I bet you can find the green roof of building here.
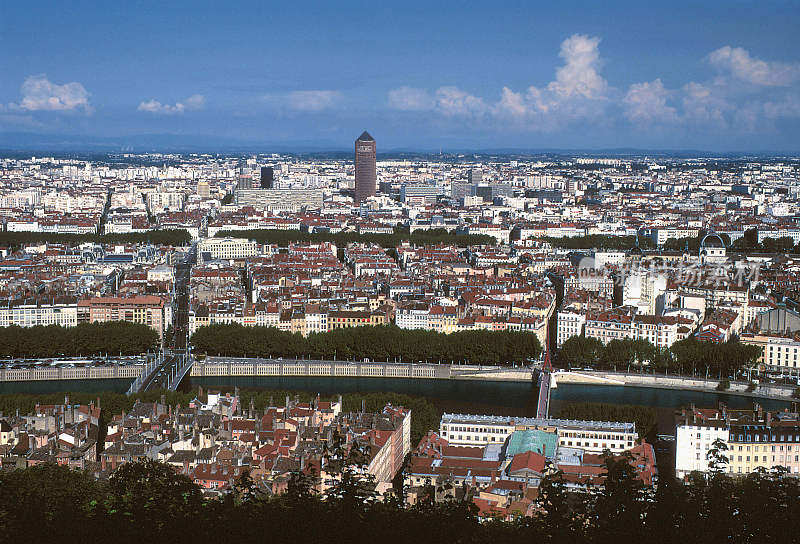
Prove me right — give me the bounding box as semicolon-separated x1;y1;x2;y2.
506;429;558;459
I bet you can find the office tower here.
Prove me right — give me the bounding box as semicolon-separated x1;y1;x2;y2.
401;184;443;206
451;181;474;202
354;131;376;204
475;185;493;202
260;166;274;189
468;168;482;183
197;180;210;199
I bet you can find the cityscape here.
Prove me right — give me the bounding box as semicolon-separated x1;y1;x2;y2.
2;1;800;543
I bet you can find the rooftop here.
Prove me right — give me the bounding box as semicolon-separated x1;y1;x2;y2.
441;412;636;433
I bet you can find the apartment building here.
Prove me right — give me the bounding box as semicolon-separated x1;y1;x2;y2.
557;308;586;347
728;415;800;475
78;296;171;338
741;332;800;375
585;310;691;348
0;299;79;328
327;309;387;330
675;408;730;478
648;226;700;246
675;405;800;478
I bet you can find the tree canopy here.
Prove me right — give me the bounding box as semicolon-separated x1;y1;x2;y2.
190;324;542;366
0;322;159;358
556;335;761;377
215;227;495;248
0;229;191;248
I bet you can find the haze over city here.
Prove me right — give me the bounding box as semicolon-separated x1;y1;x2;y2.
2;1;800;151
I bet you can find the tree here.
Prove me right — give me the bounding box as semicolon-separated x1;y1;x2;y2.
0;463;105;541
323;432;377;511
536;461;584;542
232;469;263;505
104;459;204;541
706;438;729;474
556;336;604;369
590;452;651;542
190;323;541;366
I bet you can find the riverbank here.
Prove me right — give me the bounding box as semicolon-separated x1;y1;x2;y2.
555;370;798;402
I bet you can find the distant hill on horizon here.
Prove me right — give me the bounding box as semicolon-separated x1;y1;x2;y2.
0;131;797;158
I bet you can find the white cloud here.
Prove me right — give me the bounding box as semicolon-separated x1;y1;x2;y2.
182;94;206;109
387;85;486;116
680;82;729;126
286;90;341;112
435;86;487;116
708;46;800;86
137;94;206;114
387;86;434;111
492;34;610;129
496;87;529;117
387;34;609;127
623;79;678;124
547;34;608;99
15;74;91;112
763;95;800;119
385;36;800;135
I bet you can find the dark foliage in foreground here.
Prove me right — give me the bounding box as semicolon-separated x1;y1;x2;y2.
2;455;800;544
191;324;543;366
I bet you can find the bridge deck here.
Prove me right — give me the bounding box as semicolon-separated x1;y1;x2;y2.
536;369;551;419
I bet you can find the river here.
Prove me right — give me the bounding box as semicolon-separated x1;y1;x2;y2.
1;376;789;418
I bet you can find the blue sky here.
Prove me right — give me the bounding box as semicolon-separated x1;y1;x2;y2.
1;0;800;151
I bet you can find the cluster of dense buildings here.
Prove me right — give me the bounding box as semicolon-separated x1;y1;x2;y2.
0;390;662;519
0;390;410;498
0;396;101;469
0;242;176;338
403;412;655;518
2;149;800;376
187;237;557;346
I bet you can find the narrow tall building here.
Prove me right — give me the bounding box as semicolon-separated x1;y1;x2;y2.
260;166;274;189
354;131;376;204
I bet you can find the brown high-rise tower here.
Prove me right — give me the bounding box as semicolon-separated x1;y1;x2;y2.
354;131;376;204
